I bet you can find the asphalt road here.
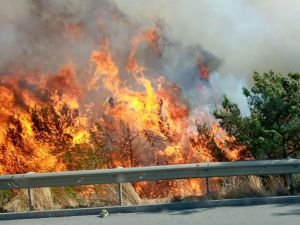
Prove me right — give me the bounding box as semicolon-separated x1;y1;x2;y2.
2;204;300;225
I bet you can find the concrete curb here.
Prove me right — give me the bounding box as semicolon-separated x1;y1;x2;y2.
1;196;300;220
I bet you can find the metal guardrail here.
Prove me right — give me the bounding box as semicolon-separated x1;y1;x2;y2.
1;159;300;210
1;159;300;189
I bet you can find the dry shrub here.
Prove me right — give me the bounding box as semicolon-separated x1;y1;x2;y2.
171;176;267;202
78;183;141;207
121;183;141;205
50;187;79;209
4;190;28;212
5;188;55;212
220;176;267;199
220;175;288;199
0;190;13;212
4;183;141;212
264;175;289;196
32;188;55;209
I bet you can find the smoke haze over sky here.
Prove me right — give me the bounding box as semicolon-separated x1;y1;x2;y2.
1;0;299;115
114;0;300;75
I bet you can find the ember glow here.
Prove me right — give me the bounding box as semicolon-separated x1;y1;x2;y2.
0;0;249;198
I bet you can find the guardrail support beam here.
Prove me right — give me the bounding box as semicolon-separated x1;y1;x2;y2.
27;188;34;211
205;177;210;200
289;174;296;195
118;183;123;206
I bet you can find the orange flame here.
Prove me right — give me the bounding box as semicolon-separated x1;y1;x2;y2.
0;25;248;199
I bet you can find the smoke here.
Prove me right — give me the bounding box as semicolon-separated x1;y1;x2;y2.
0;0;132;73
112;0;300;114
113;0;300;74
1;0;299;115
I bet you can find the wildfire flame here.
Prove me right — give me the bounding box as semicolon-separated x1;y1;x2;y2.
0;14;248;198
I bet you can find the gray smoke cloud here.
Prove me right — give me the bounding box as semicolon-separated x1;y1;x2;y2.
0;0;131;73
114;0;300;74
113;0;300;115
1;0;299;116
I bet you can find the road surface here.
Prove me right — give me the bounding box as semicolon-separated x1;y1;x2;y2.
2;204;300;225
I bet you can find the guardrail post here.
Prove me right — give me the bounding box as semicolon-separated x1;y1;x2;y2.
205;177;210;200
289;174;296;195
26;172;35;211
118;183;123;206
27;188;34;211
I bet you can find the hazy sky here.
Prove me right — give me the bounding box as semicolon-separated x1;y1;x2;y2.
113;0;300;75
